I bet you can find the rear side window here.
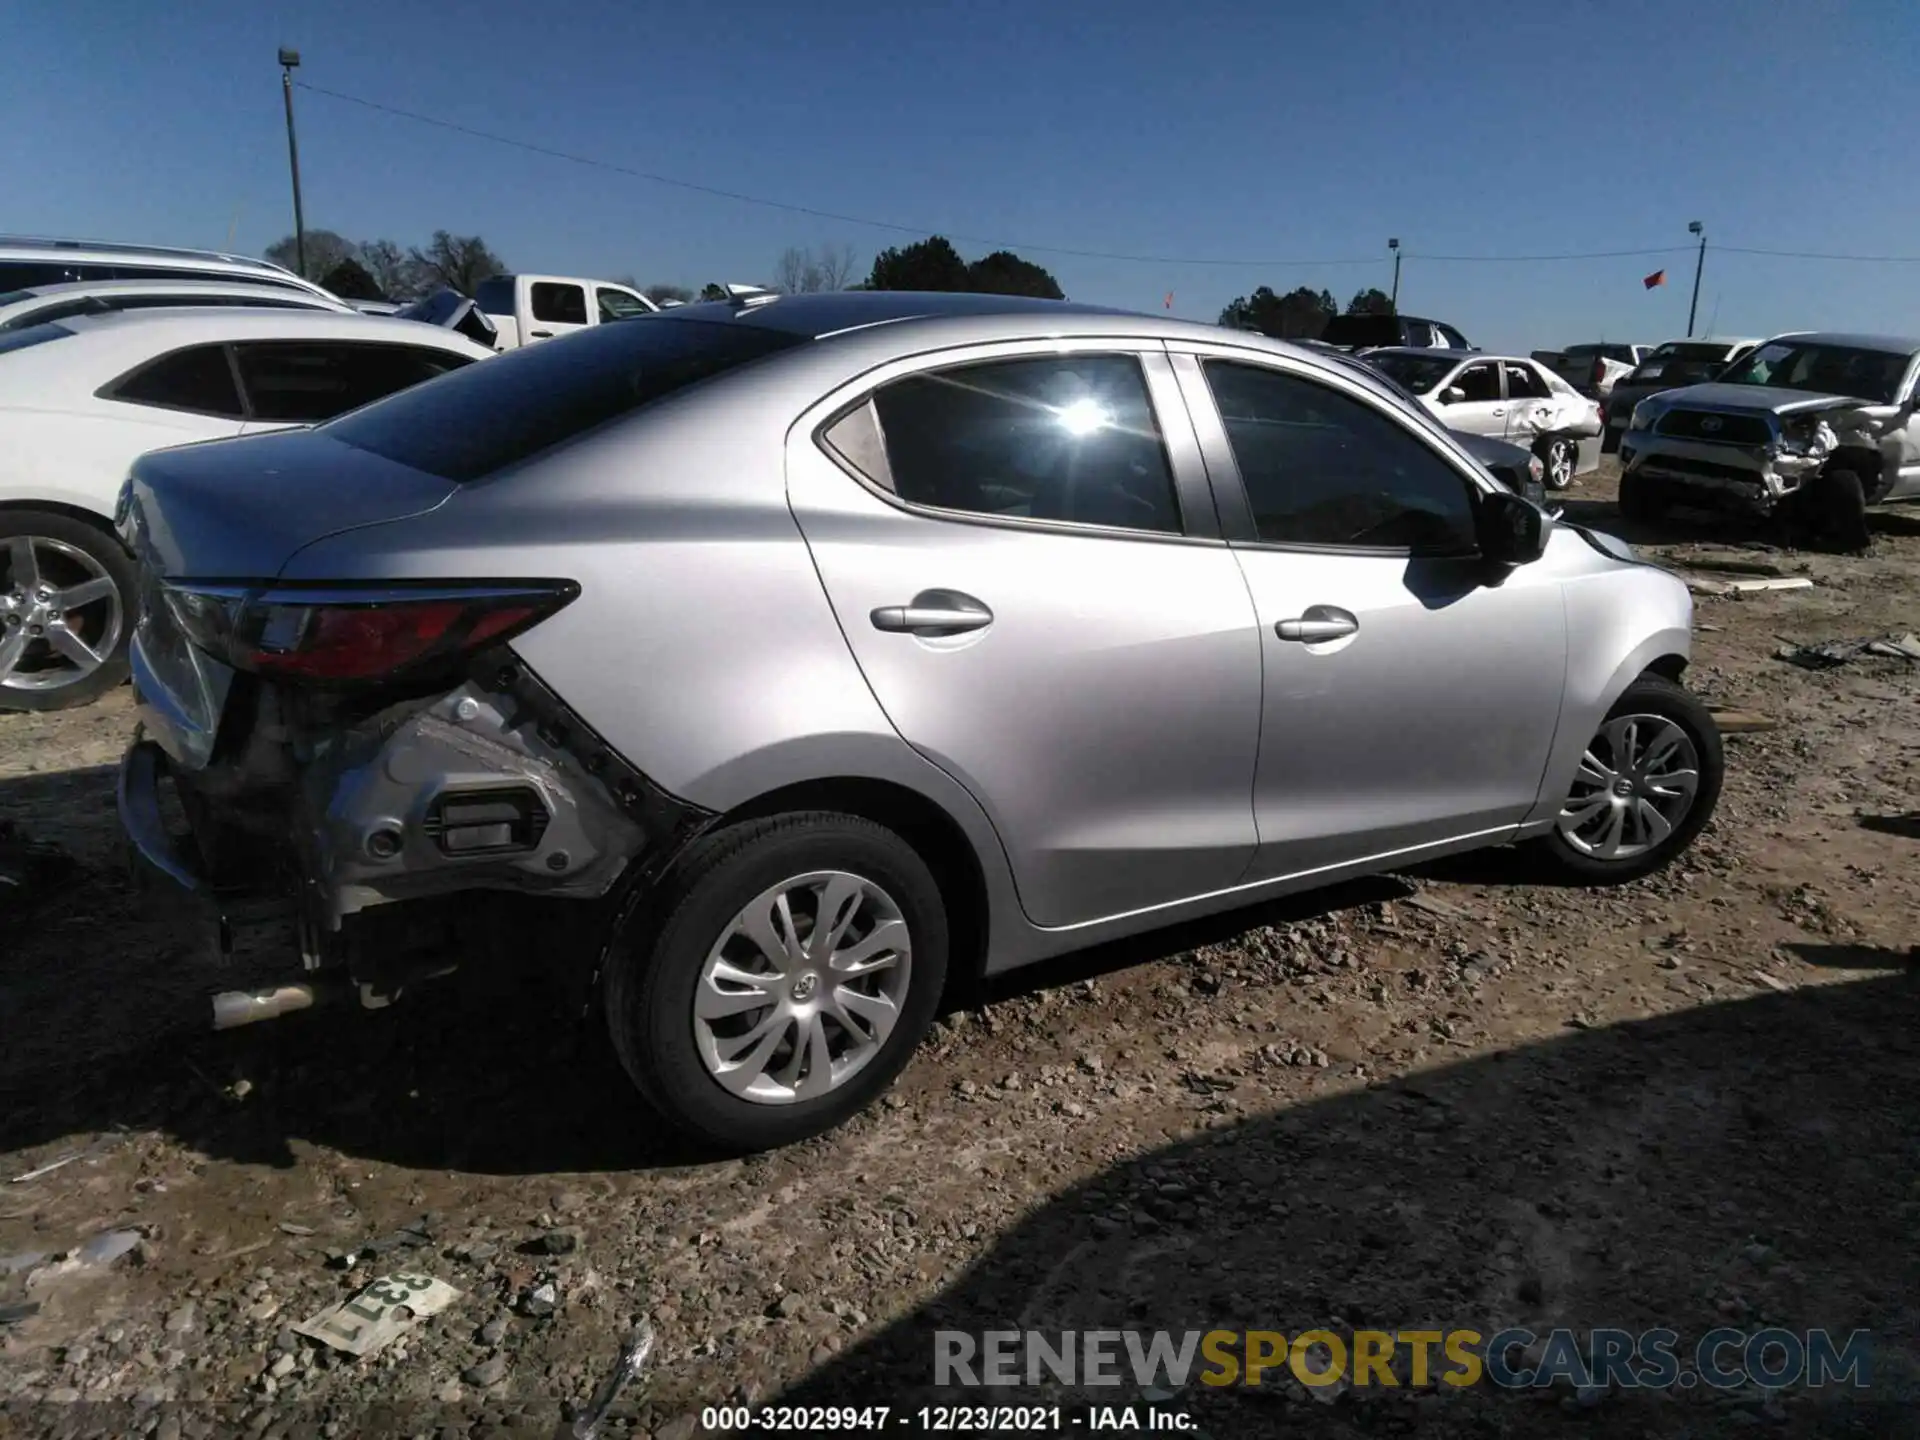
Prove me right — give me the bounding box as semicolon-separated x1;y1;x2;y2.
110;344;245;418
531;283;587;325
233;342;473;423
325;316;805;481
857;355;1182;534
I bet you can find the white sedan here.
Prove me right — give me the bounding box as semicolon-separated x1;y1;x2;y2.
0;308;494;711
0;277;354;333
1362;348;1604;491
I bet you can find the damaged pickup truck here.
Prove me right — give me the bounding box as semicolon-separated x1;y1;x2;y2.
1617;331;1920;551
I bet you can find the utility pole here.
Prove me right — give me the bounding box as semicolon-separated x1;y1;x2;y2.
1686;220;1705;338
279;48;307;278
1387;237;1401;312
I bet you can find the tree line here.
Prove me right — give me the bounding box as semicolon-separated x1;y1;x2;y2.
265;229;1390;339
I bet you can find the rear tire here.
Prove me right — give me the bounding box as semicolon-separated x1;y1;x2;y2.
604;811;948;1154
1536;674;1723;885
1616;467;1663;524
0;509;137;713
1537;436;1578;491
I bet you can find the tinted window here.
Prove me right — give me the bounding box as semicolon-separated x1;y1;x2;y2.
475;278;515;316
110;344;244;418
1437;324;1470;349
1204;361;1477;552
865;355;1181;534
596;288;651;321
0;323;76;358
1322;315;1406;349
326;316;804;482
531;283;588;326
234;342;472;423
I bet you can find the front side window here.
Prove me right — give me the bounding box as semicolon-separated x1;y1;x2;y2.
1203;360;1477;553
234;342;472;423
1452;362;1500;403
858;354;1182;535
596;288;652;321
109;344;244;418
531;283;588;326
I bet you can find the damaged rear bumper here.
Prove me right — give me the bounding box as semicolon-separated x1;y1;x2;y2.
123;653;716;971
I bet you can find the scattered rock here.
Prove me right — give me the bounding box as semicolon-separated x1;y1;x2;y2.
521;1282;558;1318
477;1313;509;1346
463;1354;508;1388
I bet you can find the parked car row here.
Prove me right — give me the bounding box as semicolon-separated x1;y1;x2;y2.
103;288;1724;1153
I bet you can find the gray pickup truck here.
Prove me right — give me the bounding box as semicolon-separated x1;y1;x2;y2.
1616;331;1920;550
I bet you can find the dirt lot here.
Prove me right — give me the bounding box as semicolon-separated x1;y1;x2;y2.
2;463;1918;1438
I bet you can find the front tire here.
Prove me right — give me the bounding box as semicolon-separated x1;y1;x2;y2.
604;812;948;1153
1536;674;1723;885
1791;464;1871;554
0;510;136;713
1616;466;1663;524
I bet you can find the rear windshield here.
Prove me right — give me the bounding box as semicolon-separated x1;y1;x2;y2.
325;316;806;482
1321;315;1405;348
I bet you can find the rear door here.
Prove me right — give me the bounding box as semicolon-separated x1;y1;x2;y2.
786;340;1263;929
233;341;475;433
521;279;589;344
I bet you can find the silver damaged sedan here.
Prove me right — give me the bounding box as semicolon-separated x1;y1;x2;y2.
117;292;1724;1152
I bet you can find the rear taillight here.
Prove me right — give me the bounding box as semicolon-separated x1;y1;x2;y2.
162;581;578;686
1598;402;1609;427
1591;357;1607;386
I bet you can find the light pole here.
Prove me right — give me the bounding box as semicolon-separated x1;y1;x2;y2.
1388;237;1401;312
279;48;307;278
1686;220;1705;338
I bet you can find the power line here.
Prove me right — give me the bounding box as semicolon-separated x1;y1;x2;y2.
294;82;1920;272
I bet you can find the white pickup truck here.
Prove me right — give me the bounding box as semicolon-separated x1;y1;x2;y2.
468;274;659;350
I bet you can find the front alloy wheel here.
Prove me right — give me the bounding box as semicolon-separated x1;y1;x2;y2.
1537;674;1723;884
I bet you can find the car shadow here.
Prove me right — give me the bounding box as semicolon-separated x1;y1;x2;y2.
1784;941;1917;972
0;764;1444;1178
1555;497;1783;551
760;974;1920;1434
1858;814;1920;841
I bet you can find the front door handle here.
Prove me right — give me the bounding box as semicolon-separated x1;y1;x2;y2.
1491;407;1507;417
871;590;993;637
1276;610;1359;643
530;329;554;338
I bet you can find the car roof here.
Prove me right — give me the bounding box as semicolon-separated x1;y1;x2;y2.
1365;346;1522;363
0;277;342;304
0;234;298;275
46;306;484;348
656;290;1138;339
1758;331;1920;354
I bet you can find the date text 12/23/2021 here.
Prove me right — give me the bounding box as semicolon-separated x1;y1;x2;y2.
700;1405;1200;1432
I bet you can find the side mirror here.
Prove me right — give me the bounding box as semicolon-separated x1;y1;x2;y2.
1441;385;1466;404
1476;488;1549;567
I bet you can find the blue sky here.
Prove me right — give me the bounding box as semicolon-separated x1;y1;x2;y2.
7;0;1917;352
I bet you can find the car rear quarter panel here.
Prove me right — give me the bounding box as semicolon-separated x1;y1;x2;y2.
1520;536;1693;827
274;374;1028;943
0;406;222;518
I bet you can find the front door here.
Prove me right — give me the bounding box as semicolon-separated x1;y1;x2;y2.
1434;358;1507;436
1174;349;1568;882
522;279;589;344
787;343;1262;928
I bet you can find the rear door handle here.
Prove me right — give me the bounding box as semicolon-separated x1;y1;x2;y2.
871;591;993;637
1491;408;1507;417
1276;610;1359;643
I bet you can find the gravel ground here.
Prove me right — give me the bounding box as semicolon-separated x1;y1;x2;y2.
2;463;1918;1438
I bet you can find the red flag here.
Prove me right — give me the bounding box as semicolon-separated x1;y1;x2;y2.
1164;291;1174;309
1643;269;1667;289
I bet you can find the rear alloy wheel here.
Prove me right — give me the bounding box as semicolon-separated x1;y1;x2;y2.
1537;674;1723;884
605;812;948;1153
1538;436;1578;490
0;511;137;713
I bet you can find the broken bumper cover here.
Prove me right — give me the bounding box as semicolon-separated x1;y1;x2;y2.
1618;435;1823;510
118;737;209;893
